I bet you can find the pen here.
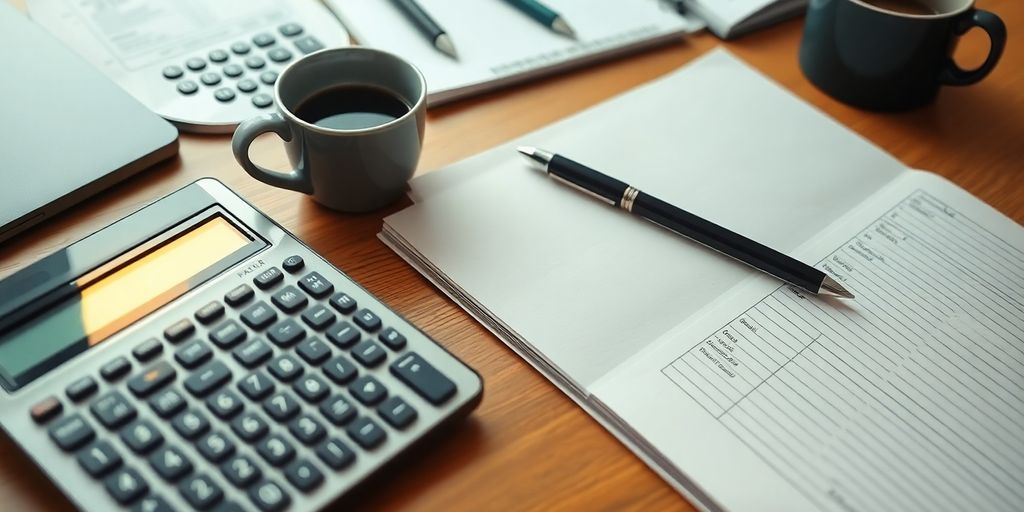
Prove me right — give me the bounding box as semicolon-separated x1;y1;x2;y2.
517;147;855;299
390;0;458;59
502;0;576;38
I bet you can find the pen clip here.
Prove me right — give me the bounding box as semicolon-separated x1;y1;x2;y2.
550;174;616;206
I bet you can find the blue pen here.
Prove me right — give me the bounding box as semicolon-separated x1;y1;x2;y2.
503;0;576;38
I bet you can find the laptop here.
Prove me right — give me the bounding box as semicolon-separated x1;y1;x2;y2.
0;2;179;243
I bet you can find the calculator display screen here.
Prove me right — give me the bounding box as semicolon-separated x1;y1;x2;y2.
0;216;252;389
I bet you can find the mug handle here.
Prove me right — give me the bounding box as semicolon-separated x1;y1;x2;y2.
940;9;1007;86
231;113;314;194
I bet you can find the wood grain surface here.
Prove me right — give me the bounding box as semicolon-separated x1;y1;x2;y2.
1;0;1021;510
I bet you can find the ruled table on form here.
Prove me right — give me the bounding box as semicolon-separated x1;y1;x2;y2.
662;191;1024;512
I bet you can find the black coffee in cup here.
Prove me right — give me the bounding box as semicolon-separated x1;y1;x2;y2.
295;85;410;130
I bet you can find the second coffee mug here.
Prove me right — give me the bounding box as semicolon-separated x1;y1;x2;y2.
232;47;426;212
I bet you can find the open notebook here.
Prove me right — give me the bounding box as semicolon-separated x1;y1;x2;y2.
684;0;808;38
325;0;702;106
381;49;1024;511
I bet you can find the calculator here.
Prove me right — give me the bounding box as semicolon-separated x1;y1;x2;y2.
26;0;351;134
0;179;483;511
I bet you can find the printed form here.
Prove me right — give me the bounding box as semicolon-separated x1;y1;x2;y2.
593;171;1024;512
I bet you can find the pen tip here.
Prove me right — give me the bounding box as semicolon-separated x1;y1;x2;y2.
820;275;855;299
435;34;458;59
552;17;576;38
517;146;536;156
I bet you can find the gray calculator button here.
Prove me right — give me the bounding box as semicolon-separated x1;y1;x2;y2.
149;445;192;481
200;72;221;86
349;375;387;405
30;396;62;423
379;327;407;350
259;70;278;85
214;88;236;102
298;271;334;298
207;389;244;419
268;318;306;347
346;416;386;449
179;473;223;510
91;391;137;429
294;35;324;54
223;64;244;78
241;301;277;330
172;409;210;440
66;375;99;402
391;352;457;405
208;49;229;63
245;56;266;70
132;495;173;512
231;413;269;443
249;479;290;512
270;286;308;314
211;319;247;349
296;337;332;365
323;355;358;385
238;371;275;401
50;413;95;451
175;340;213;369
162;65;184;79
198;431;236;463
222;454;261;487
329;292;357;313
315;438;355;470
268;47;292;63
132;338;164;362
279;23;303;37
184;361;232;397
185;58;206;71
287;414;326;445
127;361;177;398
267;355;303;383
352;340;386;368
104;467;148;505
252;93;273;108
294;374;329;403
319;395;356;425
253;32;275;47
354;308;382;332
78;440;122;476
233;339;273;368
301;305;335;332
257;435;295;466
237;79;258;93
230;41;251;55
195;301;225;325
164;319;195;343
378;395;417;429
100;356;132;381
263;391;300;422
176;80;199;95
284;458;323;492
150;388;186;418
326;321;360;348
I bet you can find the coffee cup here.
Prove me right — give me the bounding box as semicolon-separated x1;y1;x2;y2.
799;0;1006;110
232;47;426;212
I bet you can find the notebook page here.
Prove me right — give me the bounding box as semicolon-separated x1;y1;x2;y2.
593;170;1024;512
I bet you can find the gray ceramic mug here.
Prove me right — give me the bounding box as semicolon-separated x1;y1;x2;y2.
232;47;426;212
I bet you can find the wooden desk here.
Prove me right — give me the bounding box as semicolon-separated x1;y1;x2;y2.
1;1;1021;510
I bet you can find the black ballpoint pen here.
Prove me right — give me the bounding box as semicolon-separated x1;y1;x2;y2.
390;0;458;59
517;147;855;299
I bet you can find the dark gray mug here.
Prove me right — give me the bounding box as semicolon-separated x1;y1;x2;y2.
799;0;1006;110
232;47;426;212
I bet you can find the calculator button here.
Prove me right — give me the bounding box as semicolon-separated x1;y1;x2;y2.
177;80;199;95
179;473;223;510
31;395;62;423
105;467;148;505
323;355;358;385
164;319;195;343
279;23;303;37
301;305;335;331
176;340;213;369
128;361;177;397
254;267;283;289
298;271;334;298
237;78;258;93
149;389;186;418
222;454;261;487
100;356;132;381
133;495;172;512
353;308;382;332
233;338;273;368
288;414;326;445
132;338;164;362
230;42;251;55
253;33;276;47
349;375;387;405
91;391;137;429
198;431;236;463
268;318;306;347
378;396;418;429
149;445;192;481
391;352;457;405
208;49;229;63
231;412;269;443
225;284;254;306
67;375;99;402
326;321;360;348
214;88;236;102
211;319;247;349
294;35;324;54
172;409;210;440
50;413;95;450
185;58;206;71
238;371;275;401
284;459;323;492
267;354;303;382
329;292;357;313
162;65;183;79
223;63;245;78
352;340;386;368
252;93;274;108
241;301;277;330
249;480;290;512
185;361;232;397
294;375;329;403
319;395;356;425
257;435;295;466
263;391;300;422
245;56;266;70
200;72;221;86
347;417;386;449
259;70;278;85
379;327;407;350
268;47;292;63
121;419;163;453
195;301;225;325
78;441;122;477
207;389;244;419
316;438;355;470
270;286;308;314
282;255;304;273
296;337;332;366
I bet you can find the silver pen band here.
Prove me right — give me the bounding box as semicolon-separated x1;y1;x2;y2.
620;186;640;212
